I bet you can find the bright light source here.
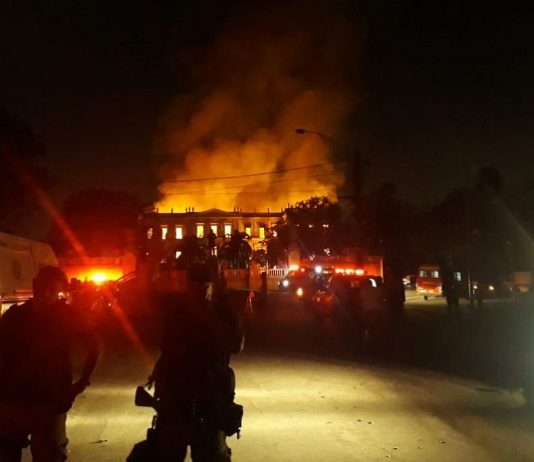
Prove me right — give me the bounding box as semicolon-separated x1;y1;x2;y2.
91;273;108;285
489;285;495;291
296;287;304;297
369;278;377;288
289;265;300;271
355;269;365;276
314;265;323;274
335;268;345;274
282;279;289;287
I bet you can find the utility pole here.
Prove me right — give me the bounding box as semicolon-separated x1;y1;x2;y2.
464;148;474;308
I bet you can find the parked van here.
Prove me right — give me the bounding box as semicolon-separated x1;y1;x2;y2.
416;264;443;300
0;231;58;314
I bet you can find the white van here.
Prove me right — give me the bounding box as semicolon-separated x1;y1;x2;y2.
0;231;59;315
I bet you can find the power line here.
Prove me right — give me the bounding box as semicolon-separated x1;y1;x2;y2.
164;159;349;183
166;190;325;196
165;171;340;195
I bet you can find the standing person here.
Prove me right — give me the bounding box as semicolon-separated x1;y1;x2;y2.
442;268;460;314
133;262;243;462
0;266;99;462
385;271;405;324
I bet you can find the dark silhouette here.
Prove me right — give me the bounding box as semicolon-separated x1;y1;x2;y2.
128;263;244;461
0;266;99;462
442;268;460;313
219;231;252;269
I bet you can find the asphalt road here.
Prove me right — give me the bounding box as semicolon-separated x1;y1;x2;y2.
19;290;534;461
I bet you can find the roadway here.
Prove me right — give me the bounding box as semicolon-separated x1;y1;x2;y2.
20;290;534;461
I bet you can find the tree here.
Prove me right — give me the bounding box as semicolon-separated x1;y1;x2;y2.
360;183;415;270
48;189;143;256
218;230;252;269
0;110;54;233
280;196;343;257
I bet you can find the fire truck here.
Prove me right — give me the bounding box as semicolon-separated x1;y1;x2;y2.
279;254;384;299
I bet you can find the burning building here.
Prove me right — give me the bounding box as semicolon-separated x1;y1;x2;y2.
138;207;283;271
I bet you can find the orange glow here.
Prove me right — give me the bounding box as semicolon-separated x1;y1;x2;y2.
355;268;365;276
289;264;300;271
67;268;124;285
91;273;109;285
1;144;152;372
296;287;304;297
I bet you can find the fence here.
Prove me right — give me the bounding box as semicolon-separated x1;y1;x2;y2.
222;268;288;292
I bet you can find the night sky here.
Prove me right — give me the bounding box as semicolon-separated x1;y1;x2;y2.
1;0;533;210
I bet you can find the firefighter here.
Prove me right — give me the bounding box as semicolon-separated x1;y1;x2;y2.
0;266;99;462
130;261;243;462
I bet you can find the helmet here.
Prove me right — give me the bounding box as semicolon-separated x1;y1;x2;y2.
33;266;69;299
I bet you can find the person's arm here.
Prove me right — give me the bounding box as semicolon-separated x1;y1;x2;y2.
69;304;100;395
77;330;100;386
203;295;244;354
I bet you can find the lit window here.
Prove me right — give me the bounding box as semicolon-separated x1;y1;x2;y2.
259;226;266;239
210;224;218;235
175;251;182;259
175;226;183;240
245;225;251;237
323;224;329;228
161;226;168;240
196;224;204;238
224;224;231;236
431;271;439;278
147;227;154;239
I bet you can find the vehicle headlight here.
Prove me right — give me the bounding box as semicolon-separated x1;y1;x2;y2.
282;279;289;287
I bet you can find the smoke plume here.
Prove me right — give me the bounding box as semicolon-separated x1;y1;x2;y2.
155;2;360;212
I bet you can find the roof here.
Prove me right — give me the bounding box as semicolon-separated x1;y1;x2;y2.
141;209;284;219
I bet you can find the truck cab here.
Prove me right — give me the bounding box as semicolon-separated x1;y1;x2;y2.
416;264;442;300
0;231;59;314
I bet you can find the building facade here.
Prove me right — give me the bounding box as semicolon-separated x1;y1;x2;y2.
138;208;284;267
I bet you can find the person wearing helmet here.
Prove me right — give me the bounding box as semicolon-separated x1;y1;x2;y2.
130;253;243;462
0;266;99;462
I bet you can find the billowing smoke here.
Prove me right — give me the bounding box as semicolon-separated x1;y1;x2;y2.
155;2;359;212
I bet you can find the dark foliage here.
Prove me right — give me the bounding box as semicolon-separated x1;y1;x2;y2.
48;189;142;256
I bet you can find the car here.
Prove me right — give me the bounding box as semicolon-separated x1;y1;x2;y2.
310;273;383;317
472;280;512;299
279;267;328;294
